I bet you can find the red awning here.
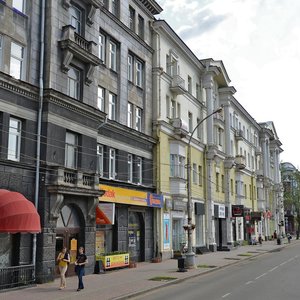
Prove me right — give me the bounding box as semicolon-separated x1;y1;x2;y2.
96;206;112;225
0;189;41;233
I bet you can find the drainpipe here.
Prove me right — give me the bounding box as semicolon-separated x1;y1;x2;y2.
33;0;45;280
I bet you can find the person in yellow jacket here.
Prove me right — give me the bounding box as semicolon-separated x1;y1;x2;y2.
56;247;70;289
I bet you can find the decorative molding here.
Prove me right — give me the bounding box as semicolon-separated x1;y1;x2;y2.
49;193;64;220
87;197;98;223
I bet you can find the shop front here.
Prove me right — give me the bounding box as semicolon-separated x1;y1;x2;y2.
96;185;163;263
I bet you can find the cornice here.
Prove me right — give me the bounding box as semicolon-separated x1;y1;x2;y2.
0;72;39;100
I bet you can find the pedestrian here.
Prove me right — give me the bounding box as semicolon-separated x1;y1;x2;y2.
287;233;292;243
258;234;262;245
75;246;88;292
56;246;70;290
273;230;277;239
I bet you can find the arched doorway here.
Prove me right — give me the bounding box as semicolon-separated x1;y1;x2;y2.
128;211;144;262
55;205;82;276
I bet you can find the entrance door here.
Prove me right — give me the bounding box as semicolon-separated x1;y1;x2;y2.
56;205;81;276
128;211;144;262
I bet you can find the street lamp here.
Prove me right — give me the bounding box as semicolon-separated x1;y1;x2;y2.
185;106;223;269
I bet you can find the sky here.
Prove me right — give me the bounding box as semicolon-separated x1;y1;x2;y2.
156;0;300;169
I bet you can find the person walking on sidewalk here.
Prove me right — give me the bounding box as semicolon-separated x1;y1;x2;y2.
56;247;70;290
75;246;88;292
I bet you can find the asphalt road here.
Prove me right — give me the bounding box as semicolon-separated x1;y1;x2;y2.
132;243;300;300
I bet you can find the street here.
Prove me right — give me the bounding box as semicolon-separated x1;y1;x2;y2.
132;242;300;300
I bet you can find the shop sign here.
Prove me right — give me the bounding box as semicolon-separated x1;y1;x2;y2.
173;200;187;211
163;213;170;250
99;184;163;208
251;211;262;221
232;205;244;217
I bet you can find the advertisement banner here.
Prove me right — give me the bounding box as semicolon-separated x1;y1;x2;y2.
163;213;170;250
98;253;129;270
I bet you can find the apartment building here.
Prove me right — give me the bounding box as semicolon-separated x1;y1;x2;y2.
0;0;163;284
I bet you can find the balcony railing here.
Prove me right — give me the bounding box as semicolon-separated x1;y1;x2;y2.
49;166;99;190
0;265;34;290
170;75;186;95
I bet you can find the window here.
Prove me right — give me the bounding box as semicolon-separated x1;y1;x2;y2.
13;0;25;13
231;179;234;195
65;132;78;169
221;175;225;193
97;144;103;176
166;96;170;118
109;41;117;71
192;163;197;184
177;103;181;118
10;42;24;79
108;93;116;120
244;184;247;198
135;107;142;131
99;34;105;62
67;66;80;99
7;118;21;161
70;5;82;34
128;54;133;82
196;83;201;100
170;99;176;119
129;6;135;31
188;112;193;132
136;157;142;184
127;103;133;127
197;118;202;140
97;87;105;111
135;59;143;87
218;128;223;146
138;15;144;39
111;0;118;16
109;148;116;179
128;154;133;182
170;154;185;179
198;166;203;186
188;76;192;93
216;172;219;192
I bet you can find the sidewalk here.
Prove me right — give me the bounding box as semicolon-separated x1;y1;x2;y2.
1;239;296;300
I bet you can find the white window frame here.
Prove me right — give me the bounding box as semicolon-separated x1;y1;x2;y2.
136;157;142;185
109;148;116;179
99;33;105;62
198;165;203;186
109;41;117;71
7;117;22;162
128;54;133;82
97;86;105;111
13;0;25;13
135;59;143;87
188;76;192;93
67;66;80;99
10;42;24;80
188;112;193;133
135;107;142;131
97;144;104;176
108;93;116;120
65;132;78;169
166;96;170;118
170;99;176;119
170;154;185;179
128;154;133;182
127;103;133;128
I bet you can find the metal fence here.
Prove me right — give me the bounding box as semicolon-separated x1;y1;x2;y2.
0;264;34;290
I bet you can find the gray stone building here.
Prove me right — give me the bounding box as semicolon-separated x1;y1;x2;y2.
0;0;162;285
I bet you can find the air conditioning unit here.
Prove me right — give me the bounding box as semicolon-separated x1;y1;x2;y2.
172;118;188;131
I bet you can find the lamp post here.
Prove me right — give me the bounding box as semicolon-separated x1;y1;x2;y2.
185;106;223;269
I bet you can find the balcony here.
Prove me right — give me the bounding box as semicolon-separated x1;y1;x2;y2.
235;129;244;140
47;166;102;197
235;155;246;170
170;75;186;95
59;25;102;84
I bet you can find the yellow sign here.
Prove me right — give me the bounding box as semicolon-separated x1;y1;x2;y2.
98;253;129;269
99;184;147;206
70;238;77;251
